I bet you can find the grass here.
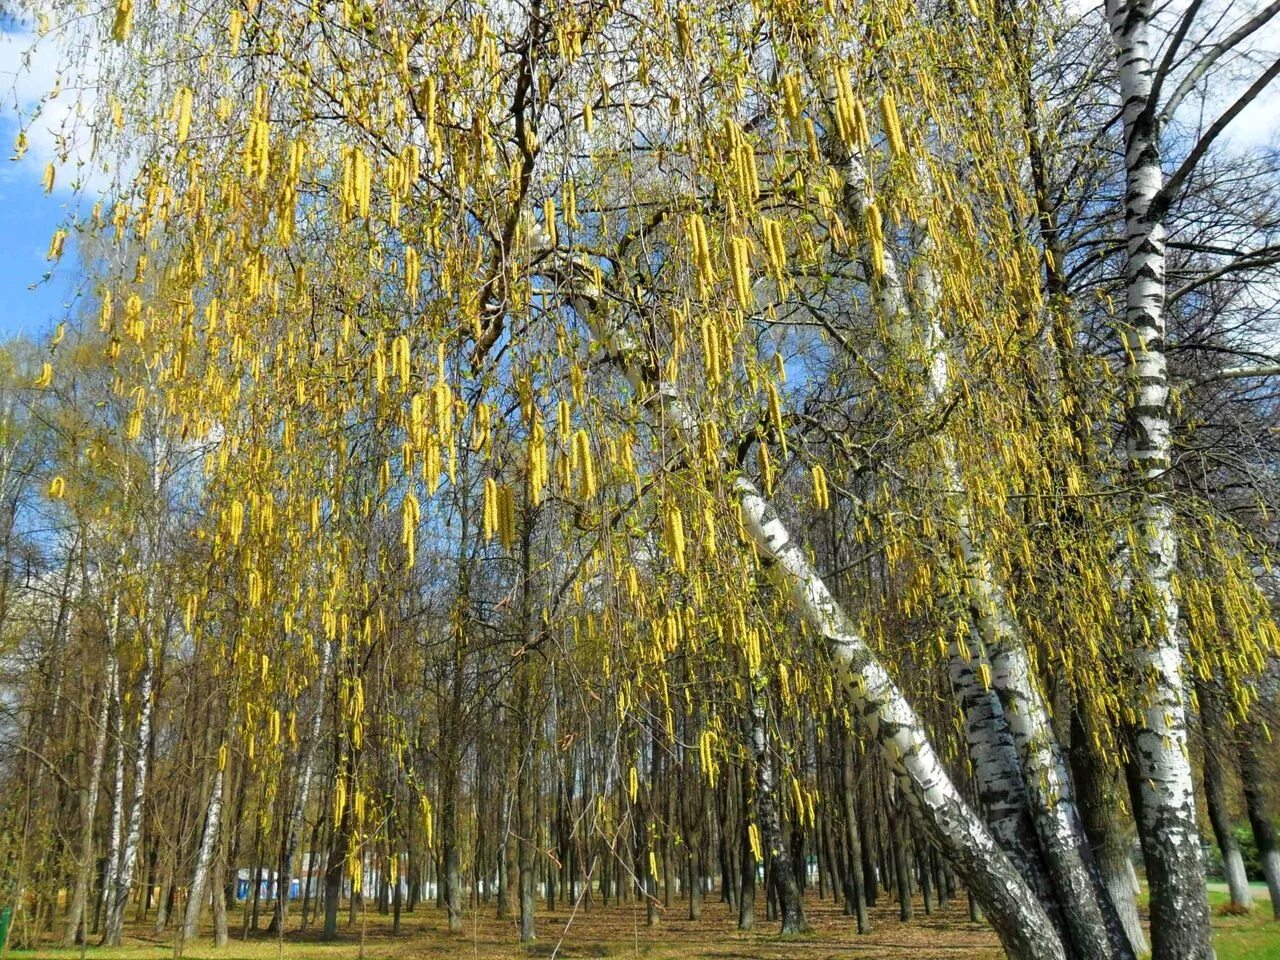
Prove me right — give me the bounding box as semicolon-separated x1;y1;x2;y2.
1207;887;1280;960
4;886;1276;960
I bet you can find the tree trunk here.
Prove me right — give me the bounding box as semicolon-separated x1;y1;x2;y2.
1106;4;1212;957
269;639;333;933
572;248;1068;960
64;677;112;947
1070;706;1148;956
737;759;756;931
99;644;126;943
183;765;225;944
104;636;156;946
1198;683;1252;910
1239;730;1280;919
838;726;869;933
746;676;806;934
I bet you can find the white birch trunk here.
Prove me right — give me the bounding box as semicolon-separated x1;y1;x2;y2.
847;147;1129;960
99;612;125;942
560;274;1066;960
183;765;226;943
104;636;155;945
105;453;167;946
1105;3;1212;957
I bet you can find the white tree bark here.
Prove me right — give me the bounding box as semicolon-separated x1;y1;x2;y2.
843;146;1129;960
183;764;226;943
732;477;1062;960
1105;2;1212;957
105;452;167;945
104;636;155;945
559;270;1067;960
99;596;126;942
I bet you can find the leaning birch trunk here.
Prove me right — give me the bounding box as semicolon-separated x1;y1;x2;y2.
64;674;113;947
745;675;807;934
104;636;156;945
845;146;1130;960
946;632;1057;909
268;639;334;933
561;274;1067;960
183;765;226;943
1105;3;1212;957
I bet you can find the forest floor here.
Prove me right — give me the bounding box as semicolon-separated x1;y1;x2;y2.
10;886;1277;960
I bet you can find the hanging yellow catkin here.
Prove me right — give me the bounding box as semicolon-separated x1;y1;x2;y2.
111;0;133;42
402;493;420;566
880;89;907;158
762;218;786;280
529;418;548;504
228;9;243;52
174;86;193;143
543;197;558;247
667;507;686;573
729;236;753;306
405;246;420;305
812;464;830;510
572;429;596;499
865;202;886;278
688;213;714;288
483;477;498;540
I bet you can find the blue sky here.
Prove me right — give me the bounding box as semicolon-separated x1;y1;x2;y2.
0;18;95;341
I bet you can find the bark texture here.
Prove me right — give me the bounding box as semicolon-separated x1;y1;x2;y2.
1106;3;1212;957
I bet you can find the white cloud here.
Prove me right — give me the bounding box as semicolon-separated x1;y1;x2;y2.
0;19;114;197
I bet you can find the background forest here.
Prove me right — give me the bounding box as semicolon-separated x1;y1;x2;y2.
0;2;1278;960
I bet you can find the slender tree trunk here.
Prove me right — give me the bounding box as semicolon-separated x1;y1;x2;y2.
568;271;1067;960
1071;707;1149;956
515;494;538;942
738;759;756;932
99;640;126;942
1198;683;1252;910
183;765;225;943
745;676;806;934
1106;5;1212;957
322;797;349;941
838;726;869;934
104;637;156;945
64;676;112;947
1239;731;1280;919
269;640;333;933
